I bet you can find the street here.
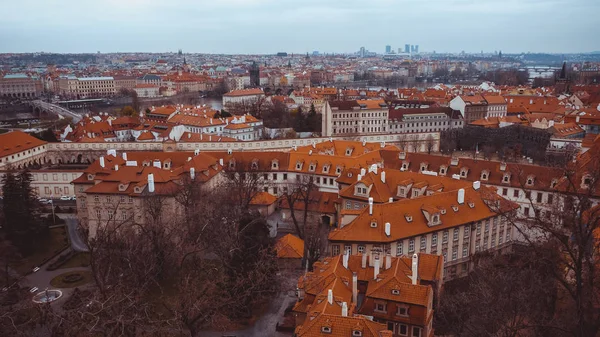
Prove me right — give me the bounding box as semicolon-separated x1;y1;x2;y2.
58;214;88;252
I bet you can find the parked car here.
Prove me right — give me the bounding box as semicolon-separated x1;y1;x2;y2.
70;195;77;200
38;198;48;203
60;196;70;201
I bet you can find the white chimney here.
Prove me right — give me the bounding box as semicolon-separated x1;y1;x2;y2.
381;171;386;183
227;148;233;155
361;252;367;269
399;152;406;160
360;168;366;176
473;181;481;190
411;253;419;285
362;139;366;146
194;149;200;156
309;150;312;155
312;141;316;149
114;165;119;171
147;174;155;193
458;188;465;204
153;160;161;168
389;197;393;203
219;158;224;166
371;164;378;175
352;272;358;304
384;222;391;236
190;167;195;180
343;250;349;269
576;116;580;123
341;302;348;317
374;256;380;280
187;157;192;162
500;162;507;171
327;289;333;305
368;197;374;215
107;149;116;157
99;156;105;168
122;152;127;161
385;253;392;270
357;174;362;182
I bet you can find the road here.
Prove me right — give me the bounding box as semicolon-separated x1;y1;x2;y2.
58;214;89;252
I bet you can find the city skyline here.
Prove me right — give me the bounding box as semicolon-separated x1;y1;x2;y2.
1;0;599;54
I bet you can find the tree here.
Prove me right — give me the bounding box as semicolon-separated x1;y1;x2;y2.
408;134;422;153
425;134;435;154
222;161;268;209
119;105;137;117
0;237;20;287
1;168;45;254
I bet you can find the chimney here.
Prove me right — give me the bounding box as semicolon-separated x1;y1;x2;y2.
327;289;333;305
371;164;378;175
357;174;362;182
122;152;127;161
529;99;533;104
219;158;224;166
576;116;580;123
399;152;406;160
148;174;155;193
188;133;191;139
352;272;358;304
389;197;393;203
411;253;419;285
361;252;367;269
473;181;481;190
385;222;391;236
385;252;392;270
381;171;386;183
341;302;348;316
114;165;119;171
360;168;366;176
457;188;465;204
99;156;105;168
500;162;507;171
190;167;195;180
312;141;316;149
368;197;374;215
374;256;380;280
343;250;349;269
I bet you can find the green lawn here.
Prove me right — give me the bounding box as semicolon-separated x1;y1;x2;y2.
50;270;93;288
58;252;90;269
15;227;69;275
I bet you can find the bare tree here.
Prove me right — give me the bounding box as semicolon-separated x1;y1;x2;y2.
408;134;422;153
425;134;435;154
222;161;269;209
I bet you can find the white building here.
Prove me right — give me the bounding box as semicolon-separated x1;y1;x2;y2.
222;88;265;108
321;99;389;137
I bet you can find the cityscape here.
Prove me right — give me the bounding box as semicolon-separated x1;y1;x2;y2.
1;1;600;337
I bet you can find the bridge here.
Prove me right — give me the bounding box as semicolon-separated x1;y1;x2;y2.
29;100;83;123
42;132;440;165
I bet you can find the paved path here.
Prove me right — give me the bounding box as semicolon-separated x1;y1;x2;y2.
58;214;88;252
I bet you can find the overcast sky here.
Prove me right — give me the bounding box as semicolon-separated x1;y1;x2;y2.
1;0;598;54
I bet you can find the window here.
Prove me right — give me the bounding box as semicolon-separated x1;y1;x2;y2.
272;173;277;180
375;303;387;312
346;201;351;209
464;225;470;238
95;209;101;219
443;230;448;243
431;233;437;246
94;195;99;202
408;239;415;252
412;326;422;337
345;245;352;254
420;237;426;250
536;193;542;203
453;229;459;241
397;242;403;255
358;245;365;254
463;245;468;257
283;173;287;180
399;324;408;336
548;194;553;203
397;306;408;316
353;330;362;337
452;246;458;260
524;207;530;216
128;196;133;203
502;188;507;196
331;245;340;256
321;326;331;333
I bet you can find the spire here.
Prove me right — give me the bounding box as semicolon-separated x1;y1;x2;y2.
183;56;187;65
560;61;567;80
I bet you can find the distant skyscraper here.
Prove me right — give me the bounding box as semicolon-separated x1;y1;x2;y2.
385;45;391;54
414;45;419;54
410;45;415;53
405;44;410;53
360;47;366;58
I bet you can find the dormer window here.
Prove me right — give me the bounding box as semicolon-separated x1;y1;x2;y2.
336;166;342;174
87;174;94;180
460;167;469;178
502;173;511;184
481;170;489;181
397;186;405;197
401;160;410;171
295;161;303;170
420;162;428;171
526;175;535;186
468;201;475;208
355;185;368;196
432;214;440;224
370;220;378;228
271;160;279;170
321;326;332;334
550;179;558;189
251;160;259;170
405;214;413;222
391;289;400;295
582;174;592;188
439;166;447;175
451;205;459;212
309;162;316;172
440;208;447;215
322;165;330;174
228;160;235;170
345;147;353;156
352;330;363;337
